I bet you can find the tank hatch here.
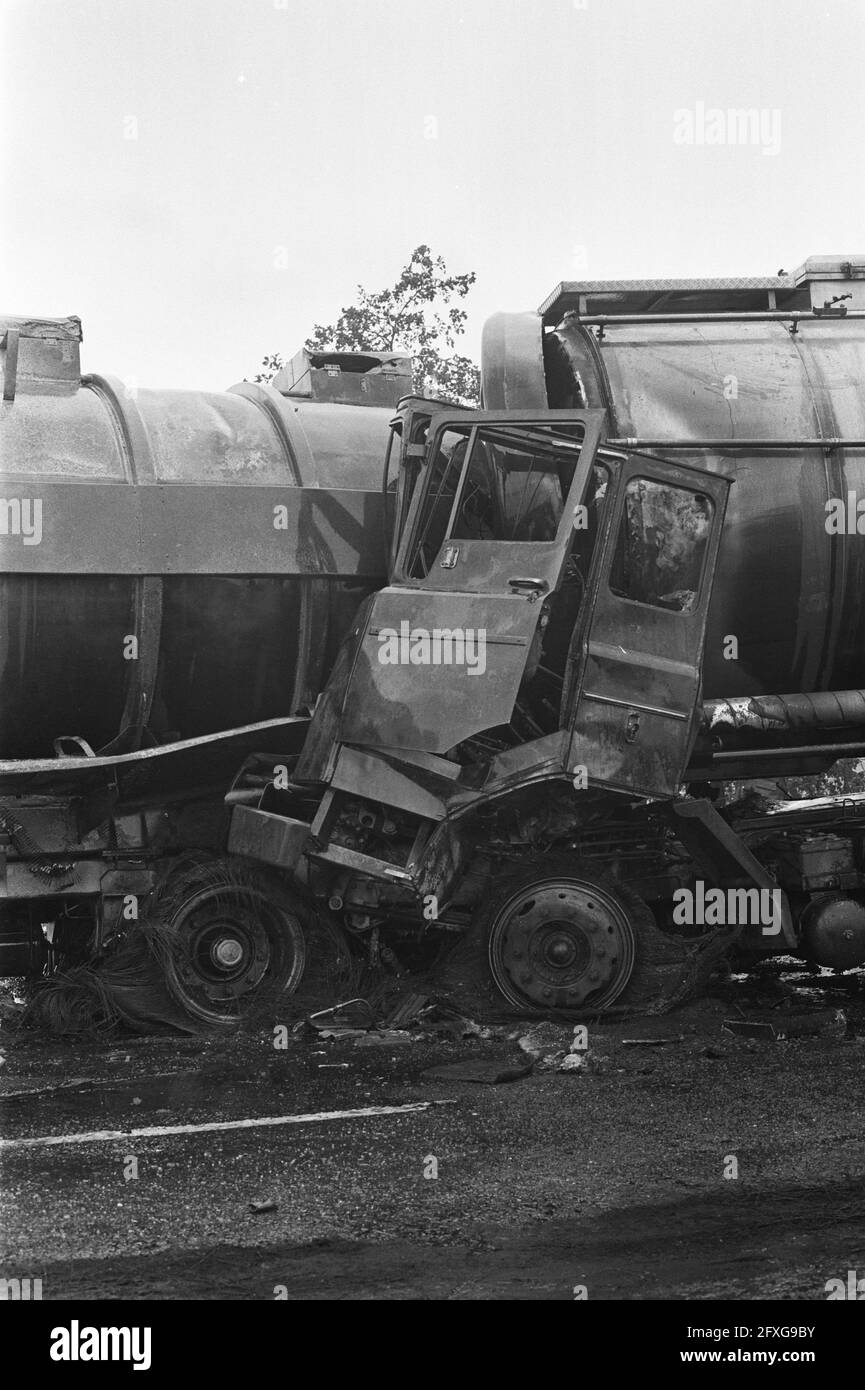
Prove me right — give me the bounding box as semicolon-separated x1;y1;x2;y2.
272;346;412;408
0;315;82;401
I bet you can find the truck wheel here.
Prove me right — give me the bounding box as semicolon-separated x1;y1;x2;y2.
153;857;307;1026
484;857;696;1015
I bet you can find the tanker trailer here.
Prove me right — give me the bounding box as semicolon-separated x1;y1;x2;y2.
0;321;400;1018
228;255;865;1018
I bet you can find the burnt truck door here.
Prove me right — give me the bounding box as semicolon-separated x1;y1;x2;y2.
337;410;607;756
566;454;731;798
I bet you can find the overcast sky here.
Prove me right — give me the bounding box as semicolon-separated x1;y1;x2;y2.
2;0;864;389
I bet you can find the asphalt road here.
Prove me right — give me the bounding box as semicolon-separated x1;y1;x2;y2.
1;969;864;1301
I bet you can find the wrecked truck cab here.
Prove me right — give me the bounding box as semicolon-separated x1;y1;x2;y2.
226;399;737;1016
251;406;729;787
228;407;731;903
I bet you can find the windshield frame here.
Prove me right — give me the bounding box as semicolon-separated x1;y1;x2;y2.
393;409;606;589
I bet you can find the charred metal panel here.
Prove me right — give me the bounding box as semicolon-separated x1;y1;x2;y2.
567;457;731;798
227;805;311;869
338;586;537;754
0;861;142;900
464;731;570;795
330;745;455;820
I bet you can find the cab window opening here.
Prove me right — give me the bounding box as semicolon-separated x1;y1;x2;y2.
406;423;585;578
609;478;713;613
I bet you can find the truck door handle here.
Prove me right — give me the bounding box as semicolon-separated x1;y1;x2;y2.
508;577;548;598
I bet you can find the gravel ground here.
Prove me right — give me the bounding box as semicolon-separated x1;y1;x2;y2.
1;965;863;1299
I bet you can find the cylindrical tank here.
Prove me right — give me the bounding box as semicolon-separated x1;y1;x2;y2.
0;329;389;758
483;263;865;702
549;319;865;701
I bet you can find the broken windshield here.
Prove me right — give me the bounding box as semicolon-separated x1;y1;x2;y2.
609;477;713;613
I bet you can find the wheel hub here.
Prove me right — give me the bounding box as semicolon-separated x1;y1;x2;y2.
542;925;583;968
174;897;276;1004
212;935;245;969
161;868;308;1026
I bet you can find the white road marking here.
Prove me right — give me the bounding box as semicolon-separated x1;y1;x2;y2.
0;1101;453;1150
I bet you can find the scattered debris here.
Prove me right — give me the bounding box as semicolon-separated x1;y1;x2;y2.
354;1030;416;1047
516;1022;600;1071
517;1022;573;1060
422;1058;534;1085
557;1053;585;1073
315;1028;369;1041
778;1008;847;1039
248;1198;278;1214
305;994;504;1046
384;992;429;1029
622;1036;684;1047
308;998;376;1031
0;999;25;1026
423;1015;498;1041
723;1009;847;1041
723;1019;777;1040
410;1000;507;1040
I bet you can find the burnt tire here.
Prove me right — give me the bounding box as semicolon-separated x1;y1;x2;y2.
150;856;308;1027
482;856;711;1017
